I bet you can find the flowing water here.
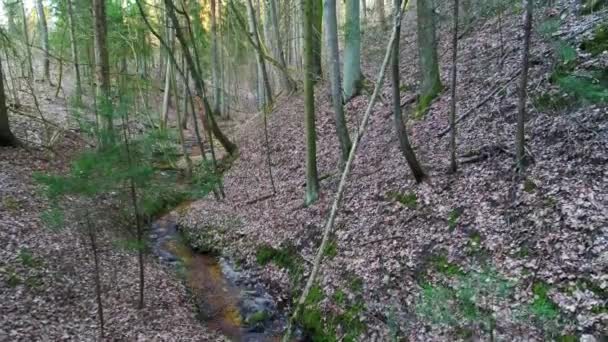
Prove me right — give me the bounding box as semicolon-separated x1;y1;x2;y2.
150;211;289;341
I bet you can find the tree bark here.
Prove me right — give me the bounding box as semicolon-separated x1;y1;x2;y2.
343;0;362;100
0;55;18;147
311;0;323;79
211;0;223;116
67;0;82;100
415;0;442;116
35;0;51;82
161;26;173;131
449;0;459;173
304;0;320;205
325;0;353;164
93;0;113;135
391;0;425;182
516;0;532;172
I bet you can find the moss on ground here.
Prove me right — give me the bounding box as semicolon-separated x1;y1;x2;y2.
298;284;366;341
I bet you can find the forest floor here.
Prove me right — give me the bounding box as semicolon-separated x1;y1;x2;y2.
0;81;228;339
180;2;608;341
1;1;607;341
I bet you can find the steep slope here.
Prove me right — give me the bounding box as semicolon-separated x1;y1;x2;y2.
182;2;607;340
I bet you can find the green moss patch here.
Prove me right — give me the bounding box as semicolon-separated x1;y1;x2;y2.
299;284;366;342
256;244;304;280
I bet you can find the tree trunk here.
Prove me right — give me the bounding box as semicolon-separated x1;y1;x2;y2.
516;0;532;172
391;0;424;182
247;0;274;107
20;0;35;80
181;54;189;129
67;0;82;100
343;0;362;100
0;56;18;147
311;0;323;79
449;0;459;173
35;0;51;82
269;0;294;92
304;0;320;205
375;0;386;30
93;0;113;135
161;29;173;131
325;0;353;164
415;0;442;116
211;0;223;116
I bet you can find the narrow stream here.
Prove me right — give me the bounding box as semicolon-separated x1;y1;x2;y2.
150;211;289;341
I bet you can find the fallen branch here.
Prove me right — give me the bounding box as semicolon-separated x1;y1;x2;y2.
281;2;408;340
437;69;521;138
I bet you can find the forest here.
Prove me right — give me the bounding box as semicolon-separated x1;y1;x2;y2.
0;0;606;340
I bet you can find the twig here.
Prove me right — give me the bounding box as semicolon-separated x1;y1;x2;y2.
437;69;521;138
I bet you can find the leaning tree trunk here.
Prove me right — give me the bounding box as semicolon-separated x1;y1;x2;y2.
391;0;424;182
93;0;113;136
343;0;362;100
0;55;18;147
304;0;320;205
165;0;237;156
35;0;51;82
516;0;532;172
67;0;83;100
415;0;442;116
325;0;353;164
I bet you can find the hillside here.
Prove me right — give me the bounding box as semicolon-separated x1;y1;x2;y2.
180;1;608;340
